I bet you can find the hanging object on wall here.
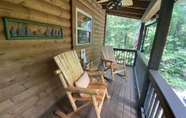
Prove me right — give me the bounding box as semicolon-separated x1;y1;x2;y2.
46;27;51;37
55;30;58;37
35;29;42;36
11;27;16;36
18;23;25;36
59;30;62;37
80;49;86;59
52;28;55;37
3;17;64;40
26;27;31;36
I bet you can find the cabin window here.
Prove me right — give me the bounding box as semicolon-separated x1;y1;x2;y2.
76;8;92;45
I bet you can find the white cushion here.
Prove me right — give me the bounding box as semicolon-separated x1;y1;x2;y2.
75;72;90;96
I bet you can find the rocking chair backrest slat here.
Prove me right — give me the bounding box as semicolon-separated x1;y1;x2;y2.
54;51;84;87
102;46;115;60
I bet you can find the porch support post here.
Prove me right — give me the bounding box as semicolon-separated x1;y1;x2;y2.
148;0;174;70
137;23;145;50
138;0;174;115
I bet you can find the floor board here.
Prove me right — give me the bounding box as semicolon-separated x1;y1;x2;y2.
40;66;138;118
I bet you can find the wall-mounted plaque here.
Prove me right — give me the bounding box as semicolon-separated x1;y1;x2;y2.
3;17;64;40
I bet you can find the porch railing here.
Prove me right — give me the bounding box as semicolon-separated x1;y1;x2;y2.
113;48;137;67
134;51;186;118
112;48;186;117
141;70;186;118
134;51;148;98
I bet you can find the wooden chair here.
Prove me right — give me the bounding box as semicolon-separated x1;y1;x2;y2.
101;45;127;81
53;50;110;118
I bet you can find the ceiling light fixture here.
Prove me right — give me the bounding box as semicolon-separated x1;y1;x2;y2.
107;0;122;10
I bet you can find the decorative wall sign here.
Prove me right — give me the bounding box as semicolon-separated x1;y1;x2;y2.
3;17;64;40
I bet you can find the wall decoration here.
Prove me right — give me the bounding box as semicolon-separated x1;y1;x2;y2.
35;29;42;36
46;27;51;37
11;27;16;36
26;27;30;36
3;17;64;40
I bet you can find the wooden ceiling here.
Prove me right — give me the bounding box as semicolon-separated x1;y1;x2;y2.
96;0;159;21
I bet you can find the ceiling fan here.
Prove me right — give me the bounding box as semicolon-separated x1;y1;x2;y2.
97;0;133;10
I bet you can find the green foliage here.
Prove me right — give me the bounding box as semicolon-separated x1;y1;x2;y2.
161;50;186;73
160;1;186;90
160;72;186;90
143;0;186;90
105;1;186;90
105;15;140;49
143;25;157;59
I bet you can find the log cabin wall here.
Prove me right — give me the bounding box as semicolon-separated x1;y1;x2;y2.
72;0;106;64
0;0;106;117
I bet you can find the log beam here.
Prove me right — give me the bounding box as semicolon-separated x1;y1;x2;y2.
141;0;161;23
106;11;142;19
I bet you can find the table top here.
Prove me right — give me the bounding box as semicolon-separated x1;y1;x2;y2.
84;65;98;71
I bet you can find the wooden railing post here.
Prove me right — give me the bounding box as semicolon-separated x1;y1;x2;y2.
113;48;137;67
133;50;137;67
148;0;174;70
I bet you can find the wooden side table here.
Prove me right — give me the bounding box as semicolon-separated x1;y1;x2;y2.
85;65;98;71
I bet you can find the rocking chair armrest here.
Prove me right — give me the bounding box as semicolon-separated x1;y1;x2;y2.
115;58;125;61
65;86;99;95
89;82;107;86
87;71;105;76
102;59;113;63
54;69;62;75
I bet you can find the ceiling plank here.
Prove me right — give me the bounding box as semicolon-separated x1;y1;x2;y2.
106;10;142;19
141;0;161;23
107;9;143;15
127;1;150;9
99;1;150;9
102;5;145;15
133;0;151;1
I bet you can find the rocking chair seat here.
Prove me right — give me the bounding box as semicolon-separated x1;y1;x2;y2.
111;63;123;69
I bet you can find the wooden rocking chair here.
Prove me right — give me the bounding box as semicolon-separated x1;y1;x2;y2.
53;50;110;118
101;45;127;81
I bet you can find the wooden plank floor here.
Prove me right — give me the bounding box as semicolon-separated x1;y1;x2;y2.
40;66;138;118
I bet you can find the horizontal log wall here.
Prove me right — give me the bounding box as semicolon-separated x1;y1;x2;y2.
73;0;106;65
0;0;106;117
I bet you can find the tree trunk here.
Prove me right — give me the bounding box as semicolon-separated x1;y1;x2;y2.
124;33;127;47
173;20;182;38
172;20;182;50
